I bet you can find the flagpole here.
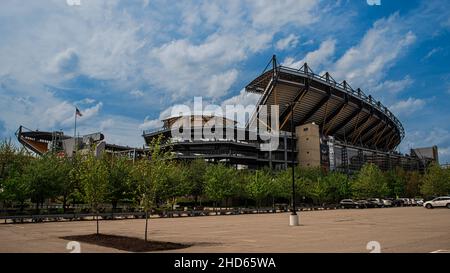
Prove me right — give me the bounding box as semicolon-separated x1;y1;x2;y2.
74;108;77;152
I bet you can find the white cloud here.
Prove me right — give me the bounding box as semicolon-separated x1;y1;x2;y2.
331;14;416;89
400;127;450;163
47;48;80;77
75;98;96;105
206;69;239;97
100;119;115;131
130;89;144;97
283;39;336;71
84;115;144;148
390;98;425;117
48;101;103;128
422;47;442;61
372;76;414;94
276;34;299;50
222;88;260;106
248;0;319;29
440;147;450;157
139;117;163;131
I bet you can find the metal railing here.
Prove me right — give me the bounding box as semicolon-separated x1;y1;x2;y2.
247;62;405;142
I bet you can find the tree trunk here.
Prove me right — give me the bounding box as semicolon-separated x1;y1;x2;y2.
272;196;275;213
63;195;67;213
96;213;99;235
145;210;149;242
112;201;117;213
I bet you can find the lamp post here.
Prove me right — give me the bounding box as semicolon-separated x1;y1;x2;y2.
287;102;299;226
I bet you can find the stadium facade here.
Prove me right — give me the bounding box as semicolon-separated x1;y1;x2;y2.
17;56;438;173
143;56;438;173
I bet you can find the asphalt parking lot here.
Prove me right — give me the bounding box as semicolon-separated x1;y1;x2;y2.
0;207;449;253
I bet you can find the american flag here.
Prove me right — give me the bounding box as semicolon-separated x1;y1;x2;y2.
75;107;83;117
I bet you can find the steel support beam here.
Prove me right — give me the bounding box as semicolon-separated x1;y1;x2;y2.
279;80;310;130
380;130;396;151
346;112;371;141
323;101;347;135
374;126;395;147
353;117;379;145
358;118;383;144
297;91;330;125
327;106;363;136
371;123;389;147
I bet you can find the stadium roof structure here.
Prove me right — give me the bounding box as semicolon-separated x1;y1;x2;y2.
245;56;405;152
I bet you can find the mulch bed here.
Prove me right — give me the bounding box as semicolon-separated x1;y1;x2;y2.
61;234;192;252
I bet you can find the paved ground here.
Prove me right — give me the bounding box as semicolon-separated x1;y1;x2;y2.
0;207;449;253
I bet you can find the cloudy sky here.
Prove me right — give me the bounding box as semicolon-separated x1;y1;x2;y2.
1;0;450;162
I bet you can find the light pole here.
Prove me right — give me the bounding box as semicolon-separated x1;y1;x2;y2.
288;102;299;226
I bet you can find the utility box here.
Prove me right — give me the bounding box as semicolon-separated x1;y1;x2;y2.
296;123;321;168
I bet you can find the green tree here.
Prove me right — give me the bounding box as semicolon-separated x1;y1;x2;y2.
80;153;108;235
297;167;323;204
352;163;388;199
273;168;293;200
66;153;84;211
273;167;311;207
204;163;236;209
420;163;450;198
183;159;207;205
132;135;173;241
247;169;272;209
232;169;252;201
0;139;31;208
156;161;188;209
131;157;154;241
24;154;68;211
2;173;30;211
405;171;422;198
105;155;132;212
324;171;352;202
385;167;406;198
52;155;74;212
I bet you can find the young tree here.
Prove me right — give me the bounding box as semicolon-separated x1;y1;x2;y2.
25;154;68;211
232;169;252;207
323;171;352;202
66;153;84;211
352;163;388;199
405;171;422;198
247;169;272;209
204;163;236;209
105;155;132;212
0;139;31;208
307;176;329;205
183;159;207;205
2;173;30;211
51;155;74;213
385;167;406;198
273;167;310;207
273;168;293;200
156;161;188;210
80;153;108;235
420;163;450;198
132;135;173;242
131;157;154;242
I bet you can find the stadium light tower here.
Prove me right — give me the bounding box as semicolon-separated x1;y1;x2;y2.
287;102;299;226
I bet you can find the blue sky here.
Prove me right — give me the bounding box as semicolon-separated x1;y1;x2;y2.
1;0;450;163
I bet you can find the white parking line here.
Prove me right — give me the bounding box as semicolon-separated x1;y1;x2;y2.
430;249;450;253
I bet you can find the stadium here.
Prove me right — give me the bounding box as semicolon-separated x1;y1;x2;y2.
17;56;438;173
